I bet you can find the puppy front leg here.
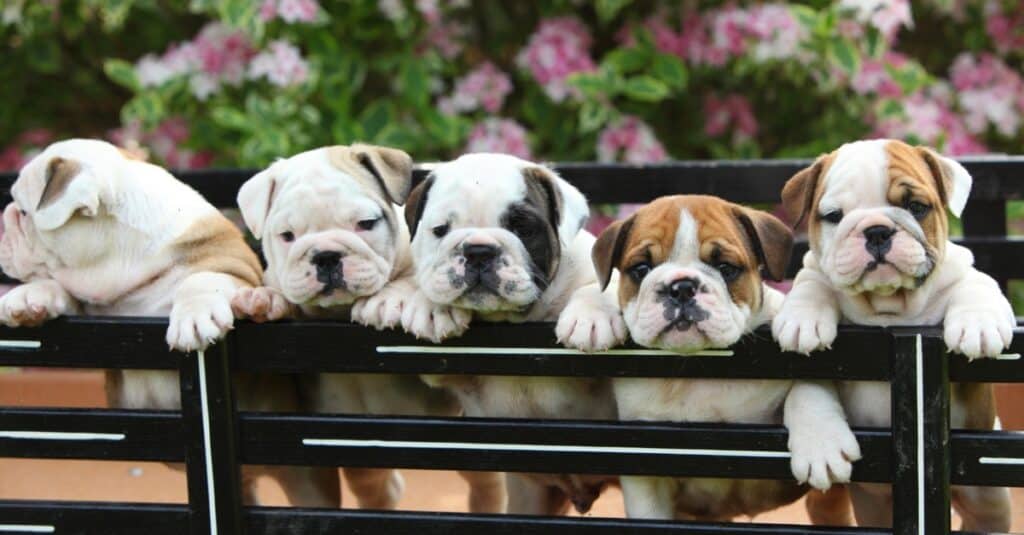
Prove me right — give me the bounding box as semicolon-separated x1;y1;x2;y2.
784;381;861;491
166;272;242;352
773;262;839;355
231;285;293;322
351;276;416;331
398;287;472;343
620;476;675;520
0;279;78;327
944;269;1015;359
555;280;628;353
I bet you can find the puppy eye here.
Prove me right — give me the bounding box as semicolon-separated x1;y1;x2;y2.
820;210;843;224
280;231;295;242
18;209;26;216
432;223;450;238
717;262;743;283
627;262;652;283
357;217;380;231
906;201;931;219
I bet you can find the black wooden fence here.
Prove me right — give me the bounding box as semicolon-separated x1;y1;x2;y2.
1;158;1023;535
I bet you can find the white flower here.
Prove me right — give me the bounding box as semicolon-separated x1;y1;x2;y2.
248;40;310;87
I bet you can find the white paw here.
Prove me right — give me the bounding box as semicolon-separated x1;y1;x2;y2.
0;281;72;327
555;287;627;352
772;306;837;355
167;294;235;352
352;281;413;331
789;419;861;491
399;291;471;343
231;286;291;323
944;306;1013;360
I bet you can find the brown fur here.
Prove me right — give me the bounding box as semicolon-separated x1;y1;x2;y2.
175;214;262;287
37;157;82;210
327;144;413;205
884;140;949;259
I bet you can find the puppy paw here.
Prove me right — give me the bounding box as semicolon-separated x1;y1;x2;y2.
556;286;627;352
399;291;471;343
167;293;235;352
0;280;73;327
789;418;861;491
772;306;838;355
231;286;292;323
944;306;1014;360
352;280;413;331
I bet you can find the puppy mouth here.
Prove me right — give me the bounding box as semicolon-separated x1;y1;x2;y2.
660;305;710;335
316;269;347;295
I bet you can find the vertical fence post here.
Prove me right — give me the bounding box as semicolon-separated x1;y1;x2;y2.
891;332;951;535
180;341;243;535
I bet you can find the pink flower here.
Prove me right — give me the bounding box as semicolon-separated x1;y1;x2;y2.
259;0;320;23
248;40;310;87
839;0;913;42
419;19;466;59
465;118;532;160
851;53;906;97
596;116;668;164
703;94;758;140
438;62;513;115
516;16;596;102
949;52;1024;136
985;0;1024;54
0;129;54;171
872;90;988;156
134;23;254;100
108;118;215;169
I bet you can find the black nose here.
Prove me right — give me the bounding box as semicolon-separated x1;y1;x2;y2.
463;244;499;270
311;251;341;270
667;278;698;304
863;225;895;248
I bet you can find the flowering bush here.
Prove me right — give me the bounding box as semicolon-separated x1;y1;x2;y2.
1;0;1023;172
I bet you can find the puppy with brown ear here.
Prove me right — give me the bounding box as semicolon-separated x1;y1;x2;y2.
0;138;338;507
774;139;1012;530
232;144;506;513
564;194;857;521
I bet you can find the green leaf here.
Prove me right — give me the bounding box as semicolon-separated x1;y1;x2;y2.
603;47;650;74
567;72;612;98
25;40;61;73
578;101;611;133
886;62;930;95
877;99;903;118
374;124;420;151
211;107;250;131
651;53;687;90
359;101;394;140
399;60;430;108
104;59;140;91
827;37;860;75
790;4;817;29
622;76;670;102
121;93;165;127
865;29;884;59
595;0;631;23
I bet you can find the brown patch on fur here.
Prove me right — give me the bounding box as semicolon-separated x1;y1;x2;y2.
37;157;82;210
884;140;949;258
327;144;414;205
404;176;435;238
175;214;262;287
116;147;149;161
805;486;855;526
954;383;997;430
781;152;835;242
104;369;124;408
521;166;564;281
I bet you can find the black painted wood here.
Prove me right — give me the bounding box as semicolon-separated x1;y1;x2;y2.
0;500;189;534
891;333;921;535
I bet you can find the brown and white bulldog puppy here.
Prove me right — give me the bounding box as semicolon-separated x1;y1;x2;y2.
773;139;1013;530
369;153;619;515
573;194;855;522
232;144;506;513
0;138;338;507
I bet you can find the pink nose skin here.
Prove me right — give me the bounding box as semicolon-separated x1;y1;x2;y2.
663;268;702;285
463;233;501;248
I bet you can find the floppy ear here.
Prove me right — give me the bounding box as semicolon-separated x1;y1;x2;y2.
592;216;634;291
34;157;101;231
781;154;828;228
404;175;435;239
735;206;794;282
917;146;972;218
237;162;282;238
522;166;589;245
351;143;414;205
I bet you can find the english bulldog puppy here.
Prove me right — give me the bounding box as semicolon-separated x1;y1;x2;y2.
773;139;1013;530
378;153;620;515
572;194;855;522
0;138;338;507
232;144;506;513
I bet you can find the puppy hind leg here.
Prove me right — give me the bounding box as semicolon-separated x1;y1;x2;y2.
458;470;508;513
805;486;855;526
953;485;1011;533
506;473;570;516
620;476;676;520
343;467;404;510
847;483;893;528
272;465;342;508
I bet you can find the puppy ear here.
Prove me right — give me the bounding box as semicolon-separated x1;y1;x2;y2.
781;154;828;228
735;206;794;282
592;216;634;291
917;146;972;218
34;157;101;231
351;143;414;205
522;166;589;245
237;162;282;238
404;175;435;239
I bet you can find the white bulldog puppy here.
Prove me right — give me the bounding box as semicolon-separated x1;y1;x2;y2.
569;194;855;522
773;139;1012;530
0;138;338;507
232;144;506;513
374;153;619;515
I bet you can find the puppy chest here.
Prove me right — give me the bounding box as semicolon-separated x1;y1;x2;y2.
464;377;616;420
614;379;789;423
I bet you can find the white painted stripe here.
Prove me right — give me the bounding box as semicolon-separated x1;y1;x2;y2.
0;340;41;349
301;438;790;459
197;350;218;535
0;525;54;533
376;346;733;357
915;334;925;535
995;353;1021;361
0;431;124;441
978;457;1024;465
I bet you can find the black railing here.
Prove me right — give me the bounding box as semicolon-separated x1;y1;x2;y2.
0;158;1023;535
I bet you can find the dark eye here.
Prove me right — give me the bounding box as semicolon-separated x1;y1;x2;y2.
627;262;652;283
18;209;26;216
820;210;843;224
906;201;931;219
357;217;380;231
432;223;450;238
717;262;742;282
280;231;295;242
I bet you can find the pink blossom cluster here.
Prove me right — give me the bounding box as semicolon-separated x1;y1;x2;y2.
949;52;1024;136
259;0;320;24
850;52;908;97
516;17;597;102
872;89;987;156
135;23;256;100
109;118;215;169
596;116;669;164
703;94;759;141
464;118;532;160
0;129;53;172
985;0;1024;54
838;0;913;42
248;40;310;87
438;62;513;115
410;0;469;59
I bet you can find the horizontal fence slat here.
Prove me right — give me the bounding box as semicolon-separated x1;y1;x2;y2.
952;430;1024;487
0;501;189;535
0;317;181;370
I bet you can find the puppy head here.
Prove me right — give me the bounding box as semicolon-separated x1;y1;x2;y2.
782;139;970;299
237;144;413;307
593;195;792;352
404;153;588;314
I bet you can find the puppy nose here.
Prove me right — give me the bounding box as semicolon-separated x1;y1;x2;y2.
863;225;895;247
311;251;341;270
667;278;698;304
463;243;499;269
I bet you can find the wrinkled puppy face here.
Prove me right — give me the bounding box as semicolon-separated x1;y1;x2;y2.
782;139;971;299
404;153;587;314
237;145;413;307
593;196;792;352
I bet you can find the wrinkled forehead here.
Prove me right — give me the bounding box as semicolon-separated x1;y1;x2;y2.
626;197;747;264
425;164;529;227
819;139;890;209
270;167;385;230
